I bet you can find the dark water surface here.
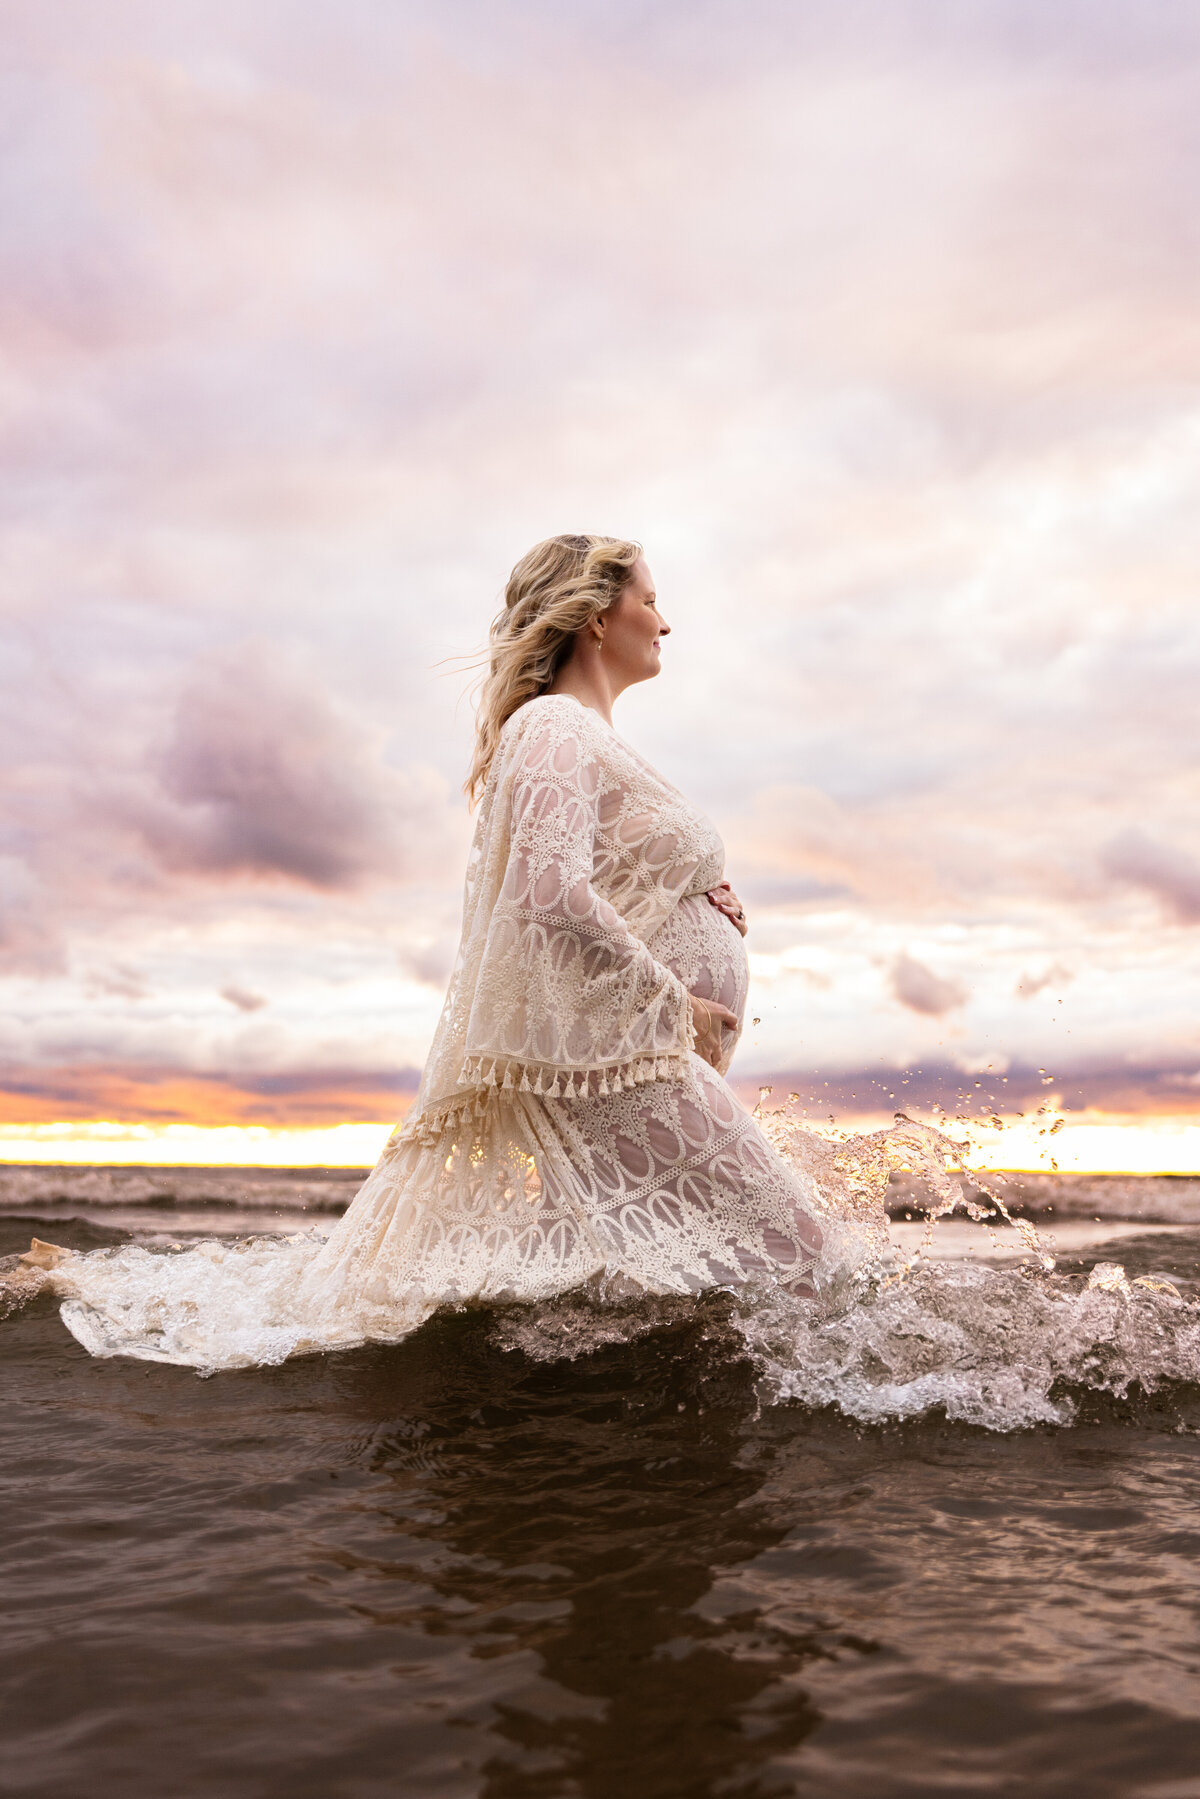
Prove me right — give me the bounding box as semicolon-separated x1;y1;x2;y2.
4;1184;1200;1797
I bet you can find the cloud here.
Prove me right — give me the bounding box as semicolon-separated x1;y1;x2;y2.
730;1053;1200;1121
890;953;967;1017
1014;964;1074;1000
1101;829;1200;923
123;646;445;889
0;1062;420;1127
85;965;151;1002
219;984;267;1012
400;935;459;988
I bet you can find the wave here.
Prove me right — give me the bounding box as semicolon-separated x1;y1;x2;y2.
489;1263;1200;1432
3;1111;1198;1430
0;1164;364;1214
4;1159;1199;1224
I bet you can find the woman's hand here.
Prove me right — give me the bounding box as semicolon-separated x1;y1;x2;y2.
706;881;748;937
689;993;740;1068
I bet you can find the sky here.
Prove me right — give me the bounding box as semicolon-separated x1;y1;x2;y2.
3;0;1200;1167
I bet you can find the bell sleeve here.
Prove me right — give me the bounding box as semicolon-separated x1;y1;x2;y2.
457;708;697;1098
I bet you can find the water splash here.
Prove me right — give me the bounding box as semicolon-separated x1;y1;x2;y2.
753;1094;1056;1276
729;1102;1199;1429
734;1261;1199;1429
1086;1261;1182;1301
497;1106;1200;1431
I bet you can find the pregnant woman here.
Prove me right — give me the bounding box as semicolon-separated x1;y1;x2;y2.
32;534;825;1368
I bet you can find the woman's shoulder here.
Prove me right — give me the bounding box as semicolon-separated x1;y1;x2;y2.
502;693;614;745
494;696;636;795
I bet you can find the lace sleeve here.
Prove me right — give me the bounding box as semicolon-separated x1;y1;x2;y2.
459;709;696;1098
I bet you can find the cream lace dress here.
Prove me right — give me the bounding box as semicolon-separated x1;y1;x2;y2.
46;695;825;1370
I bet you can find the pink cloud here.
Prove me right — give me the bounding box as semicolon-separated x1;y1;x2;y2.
4;1;1200;1119
1101;829;1200;925
890;952;967;1018
132;646;443;889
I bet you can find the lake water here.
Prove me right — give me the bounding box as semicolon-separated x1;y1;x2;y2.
3;1163;1199;1797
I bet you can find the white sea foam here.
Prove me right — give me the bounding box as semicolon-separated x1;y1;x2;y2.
488;1248;1200;1433
735;1263;1200;1430
4;1111;1199;1422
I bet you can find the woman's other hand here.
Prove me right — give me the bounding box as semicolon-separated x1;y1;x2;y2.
706;881;747;937
689;994;740;1068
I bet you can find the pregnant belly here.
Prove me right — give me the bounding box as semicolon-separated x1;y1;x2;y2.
647;894;749;1071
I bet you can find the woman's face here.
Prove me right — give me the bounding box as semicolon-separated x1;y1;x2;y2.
599;558;670;686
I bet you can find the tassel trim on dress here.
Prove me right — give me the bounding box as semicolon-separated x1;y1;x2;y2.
395;1049;694;1147
459;1051;693;1100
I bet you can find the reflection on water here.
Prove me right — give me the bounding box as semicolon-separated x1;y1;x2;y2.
4;1197;1200;1797
351;1312;823;1798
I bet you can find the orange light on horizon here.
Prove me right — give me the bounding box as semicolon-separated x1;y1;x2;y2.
0;1121;396;1168
957;1110;1200;1178
0;1072;419;1131
775;1105;1200;1177
3;1106;1200;1174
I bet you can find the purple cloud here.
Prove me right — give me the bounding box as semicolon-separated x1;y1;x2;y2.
133;648;430;889
1101;829;1200;924
890;953;967;1017
219;984;267;1012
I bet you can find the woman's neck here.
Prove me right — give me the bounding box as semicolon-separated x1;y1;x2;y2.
546;656;623;726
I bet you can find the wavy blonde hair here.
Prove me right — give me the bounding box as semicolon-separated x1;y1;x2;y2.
465;532;642;804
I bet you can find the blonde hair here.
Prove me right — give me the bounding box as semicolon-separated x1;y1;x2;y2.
465;532;642;804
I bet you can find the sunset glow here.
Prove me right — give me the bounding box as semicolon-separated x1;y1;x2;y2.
0;1121;394;1169
5;1108;1200;1177
4;5;1200;1170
